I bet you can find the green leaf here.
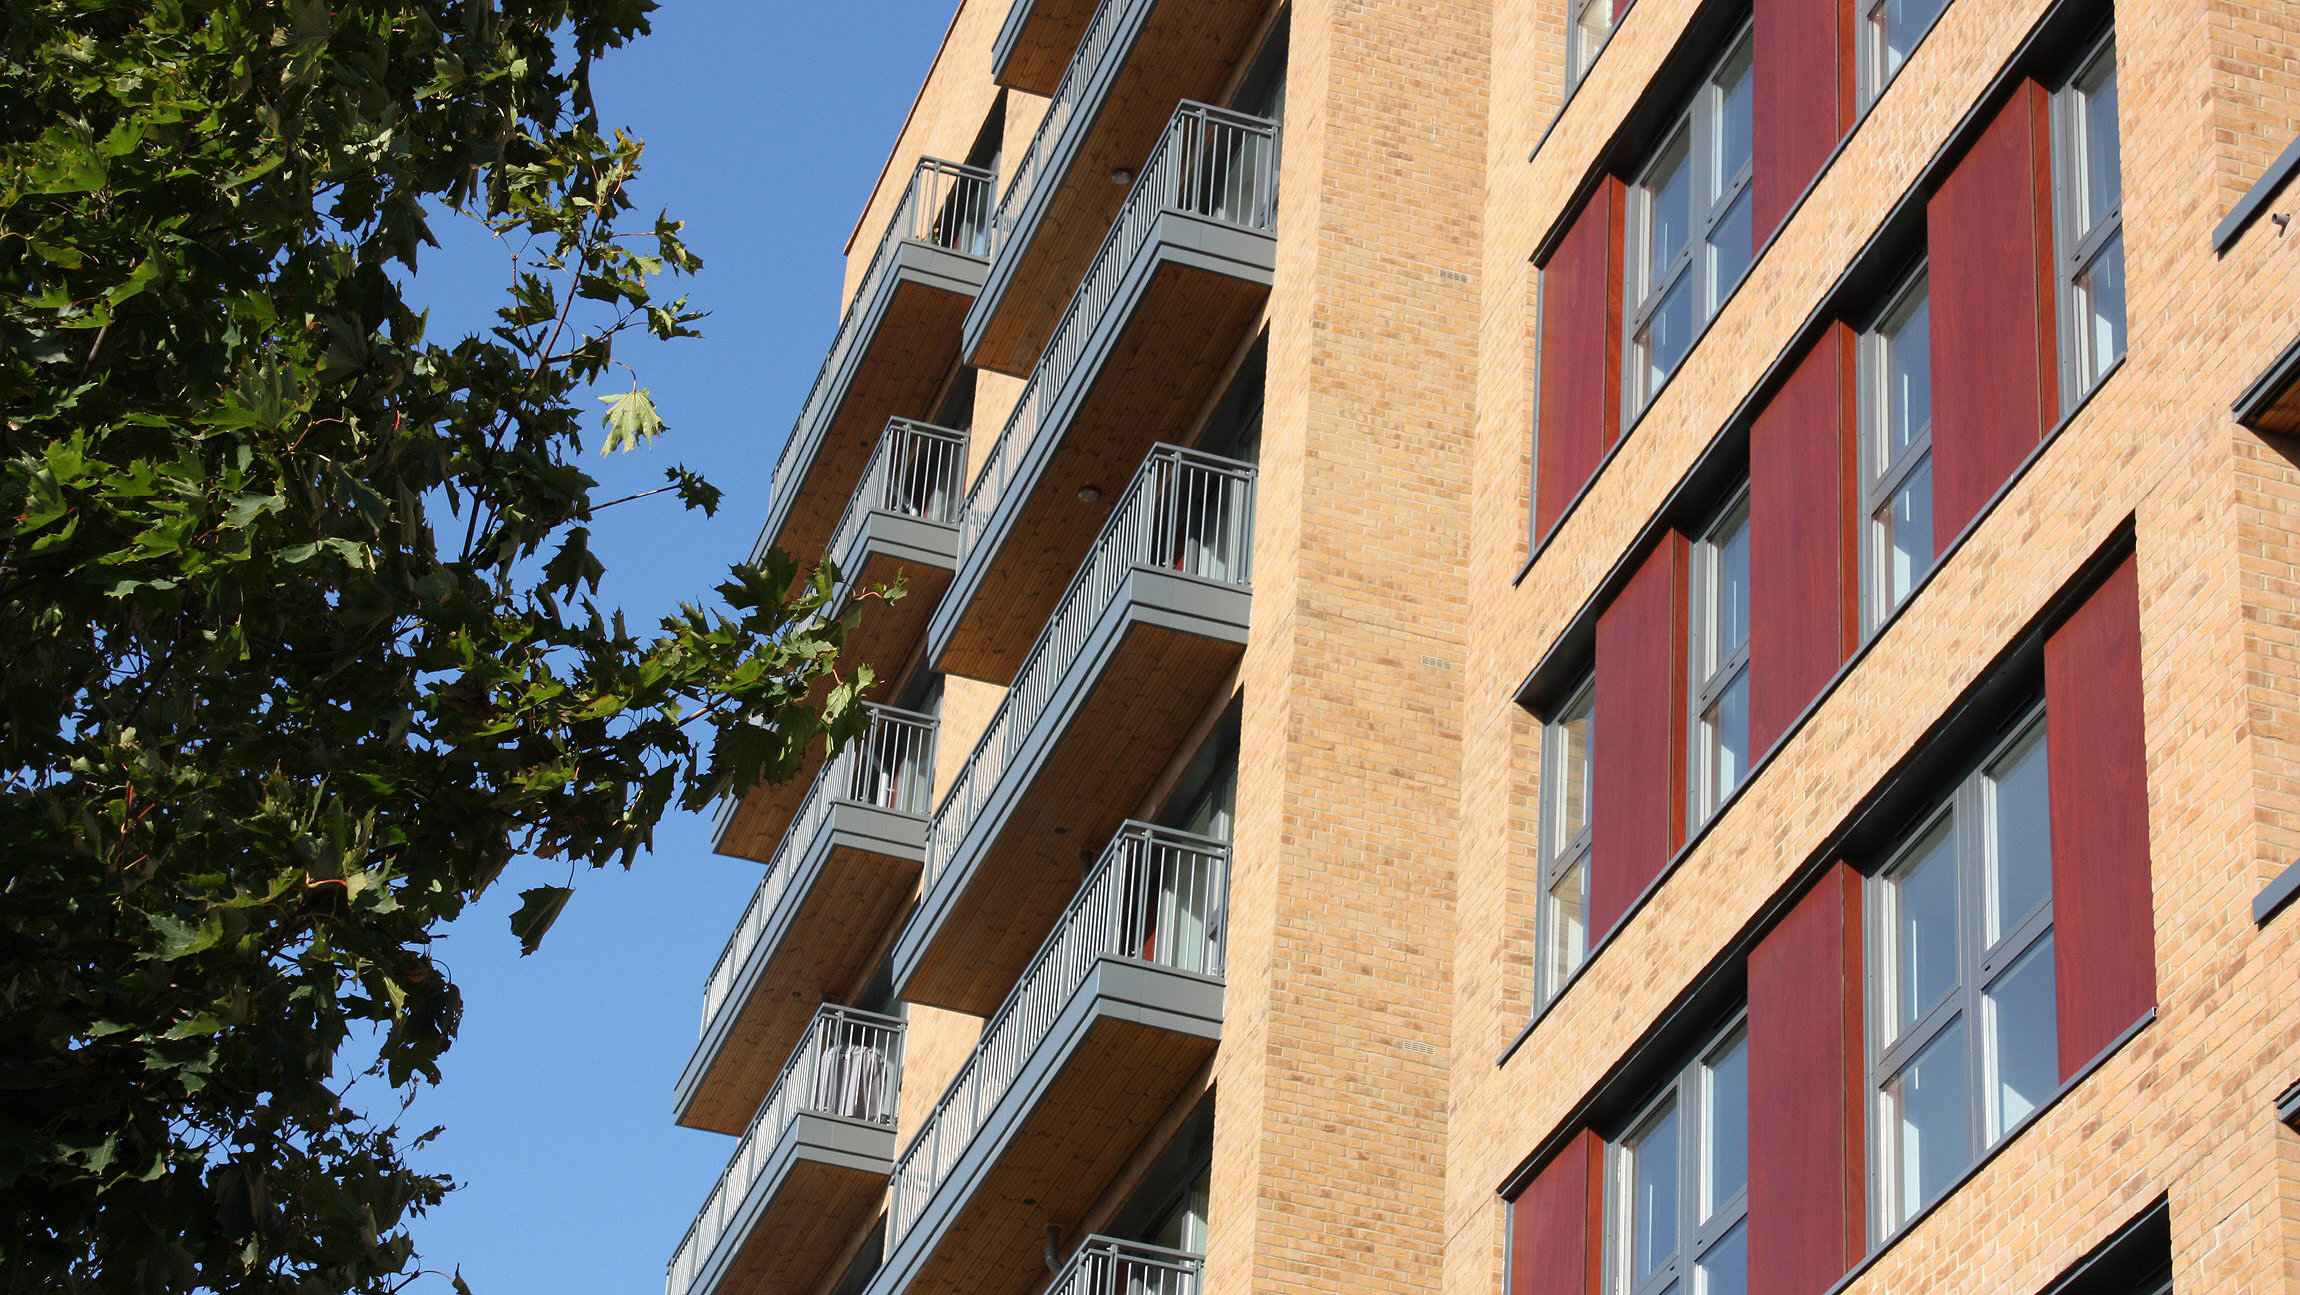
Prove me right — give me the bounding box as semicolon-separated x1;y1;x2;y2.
597;387;663;453
508;886;573;956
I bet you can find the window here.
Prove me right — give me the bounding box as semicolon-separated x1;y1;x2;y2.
2055;35;2124;403
1689;490;1751;825
1568;0;1611;90
1869;708;2057;1234
1860;266;1935;631
1859;0;1948;105
1626;27;1754;413
1610;1021;1749;1295
1537;677;1595;1004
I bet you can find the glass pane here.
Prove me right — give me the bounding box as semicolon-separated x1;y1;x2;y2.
1880;282;1932;468
1628;1102;1682;1284
1704;670;1750;807
1641;274;1696;394
1986;934;2057;1135
2079;55;2121;235
1708;190;1753;315
1878;454;1934;613
1696;1219;1748;1295
1572;0;1609;83
1552;692;1594;852
1883;1020;1970;1225
1874;0;1945;83
1646;132;1693;283
1703;1035;1748;1217
1885;819;1958;1040
1985;722;2052;943
1714;509;1750;657
2076;233;2126;381
1544;856;1588;992
1713;41;1754;191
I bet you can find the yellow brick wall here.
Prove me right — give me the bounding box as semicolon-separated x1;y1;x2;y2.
2208;0;2300;214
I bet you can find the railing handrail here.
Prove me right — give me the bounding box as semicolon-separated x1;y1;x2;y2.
926;444;1256;891
1047;1237;1205;1295
984;0;1141;263
699;704;938;1036
762;157;995;544
962;102;1279;564
823;418;969;576
666;1005;905;1295
887;822;1231;1247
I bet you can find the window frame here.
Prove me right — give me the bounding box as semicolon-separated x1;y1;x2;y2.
1857;263;1936;636
2052;31;2124;407
1605;1016;1751;1295
1855;0;1951;109
1622;23;1756;417
1567;0;1613;91
1864;703;2057;1238
1688;486;1752;828
1535;675;1596;1007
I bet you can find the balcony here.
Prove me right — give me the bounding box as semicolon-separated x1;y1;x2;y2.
682;708;934;1134
1046;1238;1204;1295
963;0;1274;376
755;157;993;569
929;103;1277;684
894;448;1253;1014
871;827;1226;1295
667;1007;904;1295
990;0;1097;97
823;418;967;684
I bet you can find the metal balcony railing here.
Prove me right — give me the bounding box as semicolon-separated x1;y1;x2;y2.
927;447;1254;887
667;1006;905;1295
824;419;969;573
887;824;1230;1246
985;0;1140;263
700;705;937;1037
1047;1238;1204;1295
963;102;1279;559
762;158;995;531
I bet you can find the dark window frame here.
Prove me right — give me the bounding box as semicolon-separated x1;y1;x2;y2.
1605;1016;1751;1295
1688;486;1752;827
2052;31;2125;406
1536;674;1596;1007
1857;262;1936;635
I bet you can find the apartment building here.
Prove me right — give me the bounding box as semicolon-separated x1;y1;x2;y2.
661;0;2300;1291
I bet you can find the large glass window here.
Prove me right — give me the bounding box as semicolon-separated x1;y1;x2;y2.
1689;490;1752;826
1859;0;1949;105
1537;677;1595;1005
2055;35;2125;404
1568;0;1612;90
1861;266;1935;631
1610;1021;1750;1295
1869;709;2057;1235
1626;27;1755;414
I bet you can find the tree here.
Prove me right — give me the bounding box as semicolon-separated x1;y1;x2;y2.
0;2;872;1289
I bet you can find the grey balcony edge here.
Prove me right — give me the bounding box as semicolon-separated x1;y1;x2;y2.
675;803;930;1124
960;0;1157;366
865;959;1224;1295
927;210;1275;666
686;1113;900;1295
830;512;962;622
758;241;992;559
893;568;1252;999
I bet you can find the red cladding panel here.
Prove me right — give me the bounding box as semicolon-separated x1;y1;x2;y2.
1536;181;1626;541
1752;0;1847;239
1592;534;1687;939
1927;82;2056;545
1747;863;1865;1295
2044;553;2156;1075
1749;327;1855;757
1509;1131;1602;1295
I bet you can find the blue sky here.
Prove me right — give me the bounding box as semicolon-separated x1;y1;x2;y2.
396;4;960;1291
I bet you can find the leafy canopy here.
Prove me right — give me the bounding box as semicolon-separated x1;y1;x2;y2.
0;2;874;1289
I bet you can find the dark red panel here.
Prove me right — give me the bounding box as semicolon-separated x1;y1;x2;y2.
1747;862;1865;1295
1535;181;1625;541
2044;553;2156;1076
1927;82;2057;546
1591;534;1686;939
1749;326;1856;757
1612;0;1633;23
1752;0;1848;239
1509;1130;1602;1295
